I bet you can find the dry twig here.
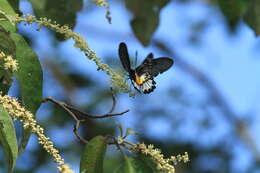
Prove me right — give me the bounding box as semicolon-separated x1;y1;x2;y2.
42;92;129;143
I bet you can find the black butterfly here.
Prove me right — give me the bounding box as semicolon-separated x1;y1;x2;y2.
118;42;173;94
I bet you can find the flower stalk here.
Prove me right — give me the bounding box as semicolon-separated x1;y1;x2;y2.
11;14;130;94
0;95;74;173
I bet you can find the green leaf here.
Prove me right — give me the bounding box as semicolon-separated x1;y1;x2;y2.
0;25;16;94
116;122;124;137
17;130;31;155
218;0;249;30
130;13;158;47
10;33;43;154
80;136;107;173
139;156;159;172
11;33;42;115
244;0;260;35
0;0;17;32
0;25;15;56
125;128;139;137
0;105;18;173
7;0;20;14
125;0;170;46
29;0;83;40
114;154;155;173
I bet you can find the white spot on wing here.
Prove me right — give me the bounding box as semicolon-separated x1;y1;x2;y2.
132;78;156;93
142;83;149;91
141;79;154;93
146;80;152;88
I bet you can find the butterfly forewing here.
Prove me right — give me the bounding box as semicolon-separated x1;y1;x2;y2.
118;42;132;72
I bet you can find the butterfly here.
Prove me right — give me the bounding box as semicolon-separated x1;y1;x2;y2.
118;42;173;94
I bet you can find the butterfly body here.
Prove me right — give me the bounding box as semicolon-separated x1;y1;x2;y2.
131;72;156;94
118;42;173;94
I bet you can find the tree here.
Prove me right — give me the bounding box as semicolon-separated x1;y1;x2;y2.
0;0;260;173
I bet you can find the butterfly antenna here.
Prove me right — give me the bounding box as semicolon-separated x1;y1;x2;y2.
134;50;138;68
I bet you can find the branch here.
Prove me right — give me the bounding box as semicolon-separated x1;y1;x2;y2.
42;93;129;143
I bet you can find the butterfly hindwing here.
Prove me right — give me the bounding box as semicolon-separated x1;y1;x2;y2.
136;53;173;78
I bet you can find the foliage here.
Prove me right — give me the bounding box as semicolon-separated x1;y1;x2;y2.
125;0;170;46
80;136;107;173
0;105;18;173
217;0;260;34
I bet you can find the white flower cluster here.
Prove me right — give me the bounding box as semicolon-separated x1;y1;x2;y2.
0;95;74;173
0;52;18;72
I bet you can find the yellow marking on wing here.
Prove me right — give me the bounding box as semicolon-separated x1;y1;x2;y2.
134;72;146;85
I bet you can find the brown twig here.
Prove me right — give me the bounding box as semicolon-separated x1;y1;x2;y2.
73;123;87;144
108;87;116;113
42;97;87;143
43;96;129;119
42;93;129;144
105;135;128;156
42;97;79;121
